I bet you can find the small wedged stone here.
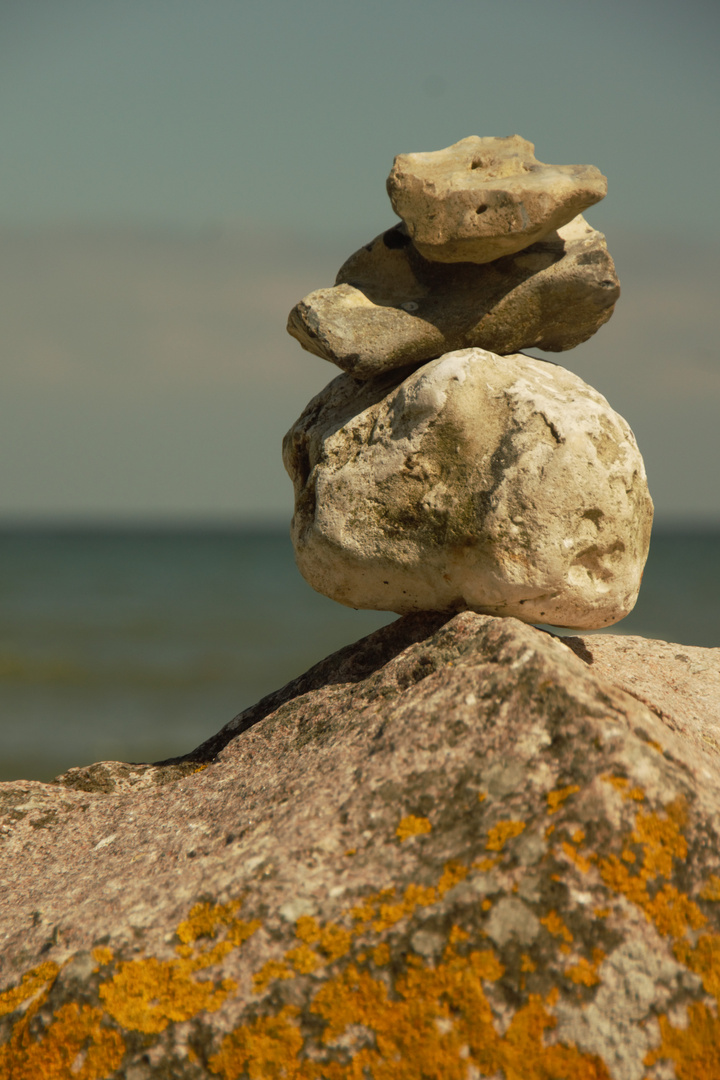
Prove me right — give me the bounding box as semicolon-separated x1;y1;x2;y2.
283;348;653;629
286;215;619;379
387;134;607;263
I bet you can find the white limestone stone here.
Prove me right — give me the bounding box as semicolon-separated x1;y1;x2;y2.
387;135;607;264
283;349;653;629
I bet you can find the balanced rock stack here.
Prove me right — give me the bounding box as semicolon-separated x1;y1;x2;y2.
284;136;653;630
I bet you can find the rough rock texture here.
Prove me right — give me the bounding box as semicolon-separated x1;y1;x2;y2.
283;348;653;629
2;612;720;1079
287;215;620;379
387;135;607;264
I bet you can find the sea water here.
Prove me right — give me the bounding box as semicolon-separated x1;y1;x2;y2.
0;525;717;782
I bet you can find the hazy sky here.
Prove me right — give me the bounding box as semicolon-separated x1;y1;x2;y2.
1;0;718;522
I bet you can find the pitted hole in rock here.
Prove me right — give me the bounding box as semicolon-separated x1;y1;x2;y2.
383;227;412;250
476;205;489;215
582;508;605;528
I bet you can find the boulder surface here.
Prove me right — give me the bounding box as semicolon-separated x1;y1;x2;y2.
287;215;620;379
283;348;653;628
2;612;720;1079
387;135;607;263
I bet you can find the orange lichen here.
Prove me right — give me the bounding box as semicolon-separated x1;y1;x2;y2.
253;960;292;993
0;1002;125;1080
562;841;593;874
97;898;259;1034
541;910;573;944
481;899;493;912
478;791;487;802
547;785;580;815
565;950;605;987
176;900;242;944
593;908;610;919
372;943;391;966
598;798;706;941
396;815;432;842
99;955;237;1033
285;944;321;975
572;829;586;845
520;954;537;973
700;875;720;902
317;924;353;962
474;856;501;871
343;848;356;857
208;1005;304;1080
0;961;59;1017
675;934;720;998
91;947;113;968
486;820;526;851
646;1002;720;1077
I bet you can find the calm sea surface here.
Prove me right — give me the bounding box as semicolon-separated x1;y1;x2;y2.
0;525;718;782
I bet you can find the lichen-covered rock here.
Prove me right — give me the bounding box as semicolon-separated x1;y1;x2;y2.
387;135;607;263
283;348;652;629
286;215;620;379
2;612;720;1079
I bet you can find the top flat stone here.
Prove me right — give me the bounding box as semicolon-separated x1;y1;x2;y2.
387;135;607;264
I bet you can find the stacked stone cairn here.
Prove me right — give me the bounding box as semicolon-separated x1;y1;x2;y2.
283;136;653;629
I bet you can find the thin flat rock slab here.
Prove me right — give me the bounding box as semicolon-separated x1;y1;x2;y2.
287;214;619;379
387;134;607;264
283;348;653;629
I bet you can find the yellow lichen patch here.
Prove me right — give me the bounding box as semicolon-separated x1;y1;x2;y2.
208;1005;304;1080
298;952;612;1080
562;841;593;875
372;943;391;966
0;961;59;1017
481;899;493;912
437;860;469;896
285;944;320;975
91;947;113;968
600;776;644;802
547;785;580;815
474;856;501;872
602;774;629;791
675;933;720;998
646;1001;720;1077
227;919;262;947
545;824;556;838
572;829;586;845
396;815;432;842
471;950;505;981
700;875;720;902
565;950;605;987
486;820;526;852
176;900;241;945
316;924;353;963
448;926;469;946
598;798;706;942
478;791;487;802
541;910;573;944
99;955;237;1033
621;848;637;863
593;908;610;919
0;1001;125;1080
295;916;321;945
343;848;356;857
252;960;292;994
520;953;536;973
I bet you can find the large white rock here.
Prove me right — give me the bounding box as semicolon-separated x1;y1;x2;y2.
283;349;653;629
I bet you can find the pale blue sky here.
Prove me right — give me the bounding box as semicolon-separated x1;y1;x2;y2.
0;0;718;522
